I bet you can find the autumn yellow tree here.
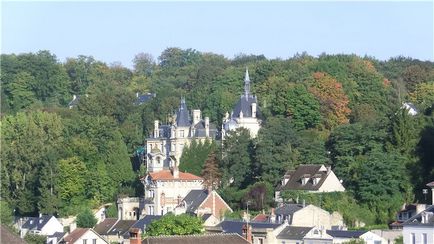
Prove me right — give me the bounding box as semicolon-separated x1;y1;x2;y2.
308;72;351;129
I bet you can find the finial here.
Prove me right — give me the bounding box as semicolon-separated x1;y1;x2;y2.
244;67;250;97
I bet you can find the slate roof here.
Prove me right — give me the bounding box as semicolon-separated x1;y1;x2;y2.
47;232;66;244
176;99;190;127
193;120;218;138
427;181;434;187
22;215;54;231
403;205;434;226
182;189;209;213
106;220;136;236
142;233;250;244
275;204;305;224
131;215;163;232
202;214;213;221
326;230;367;238
232;95;258;118
94;218;118;235
149;170;203;181
276;226;313;240
217;220;281;235
135;93;155;105
279;165;330;191
1;224;26;244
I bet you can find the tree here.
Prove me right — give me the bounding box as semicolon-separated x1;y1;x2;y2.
145;214;203;236
132;52;155;77
220;128;255;189
243;182;274;211
201;151;222;190
0;200;14;226
180;140;214;176
409;82;434;112
25;233;47;244
57;157;87;208
286;84;322;130
76;208;97;228
308;72;351;129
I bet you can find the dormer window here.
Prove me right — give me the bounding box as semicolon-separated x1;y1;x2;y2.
39;219;43;224
312;174;322;185
301;174;310;185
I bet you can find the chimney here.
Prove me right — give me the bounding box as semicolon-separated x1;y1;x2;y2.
172;164;179;179
205;117;210;137
153;120;159;138
242;224;252;244
129;228;142;244
326;166;331;174
239;111;243;118
251;103;257;118
192;109;201;126
270;208;276;223
73;94;77;100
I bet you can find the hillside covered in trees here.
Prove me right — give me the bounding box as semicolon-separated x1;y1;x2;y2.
1;48;433;226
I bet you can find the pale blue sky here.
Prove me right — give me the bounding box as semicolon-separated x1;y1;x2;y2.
2;1;433;67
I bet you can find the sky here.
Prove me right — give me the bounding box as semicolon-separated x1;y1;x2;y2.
2;1;433;68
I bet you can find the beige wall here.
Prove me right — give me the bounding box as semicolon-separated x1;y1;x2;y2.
74;230;107;244
292;205;344;230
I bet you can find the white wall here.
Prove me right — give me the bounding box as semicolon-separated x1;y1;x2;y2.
40;217;64;236
403;225;434;244
318;171;345;192
73;230;108;244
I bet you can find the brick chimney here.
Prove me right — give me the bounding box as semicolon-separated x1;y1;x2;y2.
242;224;252;244
129;228;141;244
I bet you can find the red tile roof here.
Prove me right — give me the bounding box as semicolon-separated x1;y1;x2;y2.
149;170;203;181
427;181;434;187
252;214;268;222
63;228;89;244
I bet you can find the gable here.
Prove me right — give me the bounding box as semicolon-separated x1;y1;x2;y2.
197;191;233;217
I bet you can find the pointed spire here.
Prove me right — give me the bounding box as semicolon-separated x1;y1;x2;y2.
244;67;250;97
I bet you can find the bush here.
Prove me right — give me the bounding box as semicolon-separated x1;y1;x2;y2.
76;208;97;228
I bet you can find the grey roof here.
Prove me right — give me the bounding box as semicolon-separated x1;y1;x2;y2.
132;215;163;232
279;165;329;191
22;215;54;231
202;214;213;221
403;205;434;226
232;95;258;118
217;220;281;235
193;120;218;138
142;233;250;244
275;203;304;217
182;189;209;213
135;93;155;105
276;226;313;240
106;220;136;236
93;218;118;235
326;230;367;238
47;232;66;239
176;99;191;127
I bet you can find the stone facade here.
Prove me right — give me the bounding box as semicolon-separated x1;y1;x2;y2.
146;99;217;173
222;68;261;138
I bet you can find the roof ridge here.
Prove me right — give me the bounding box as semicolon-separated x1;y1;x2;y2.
147;233;241;239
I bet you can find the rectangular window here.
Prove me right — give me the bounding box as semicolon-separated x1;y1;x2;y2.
423;233;427;244
179;130;184;138
259;239;263;244
92;239;97;244
411;233;416;244
83;240;87;244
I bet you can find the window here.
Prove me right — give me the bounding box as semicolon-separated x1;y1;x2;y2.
179;130;184;138
411;233;416;244
422;233;427;244
92;239;97;244
83;240;87;244
258;238;263;244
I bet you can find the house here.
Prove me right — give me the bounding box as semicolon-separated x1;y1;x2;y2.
173;189;233;220
272;203;345;230
141;167;204;216
1;224;26;244
276;226;333;244
402;205;434;244
326;230;386;244
222;68;261;138
209;219;284;244
134;92;155;105
93;219;136;243
370;229;402;244
389;203;427;230
60;228;107;244
142;233;250;244
145;98;218;172
275;164;345;201
117;197;150;220
20;215;64;238
401;102;418;116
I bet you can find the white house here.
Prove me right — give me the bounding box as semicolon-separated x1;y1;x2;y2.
141;166;204;216
20;215;64;238
327;230;386;244
60;228;108;244
277;226;333;244
275;165;345;203
222;68;261;138
402;205;434;244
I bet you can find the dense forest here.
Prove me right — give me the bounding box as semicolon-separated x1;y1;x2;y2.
1;48;433;227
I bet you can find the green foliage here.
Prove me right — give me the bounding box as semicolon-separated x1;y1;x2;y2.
145;214;203;236
180;140;214;176
105;204;118;218
342;240;365;244
243;182;274;211
25;233;47;244
221;128;255;189
0;201;14;226
76;208;97;228
394;235;403;244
